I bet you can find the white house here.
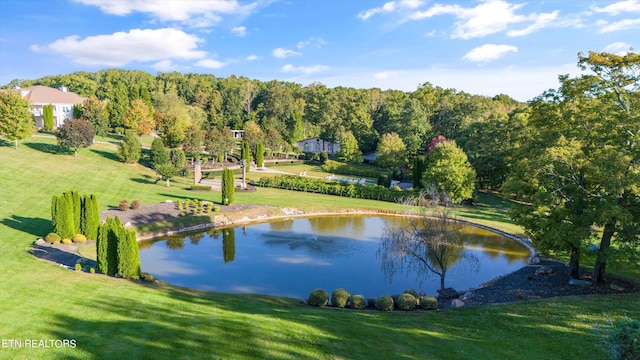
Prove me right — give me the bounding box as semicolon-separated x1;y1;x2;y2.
296;137;340;154
18;85;86;128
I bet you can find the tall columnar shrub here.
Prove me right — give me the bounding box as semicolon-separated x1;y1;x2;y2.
221;168;235;205
43;104;54;130
55;195;75;239
96;222;110;275
106;217;121;276
68;190;82;235
331;288;350;308
82;194;100;240
256;142;264;168
51;195;58;234
241;141;251;172
117;227;140;279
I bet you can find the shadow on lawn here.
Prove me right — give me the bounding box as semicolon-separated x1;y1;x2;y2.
45;294;336;359
90;148;120;162
24;141;67;155
1;215;51;237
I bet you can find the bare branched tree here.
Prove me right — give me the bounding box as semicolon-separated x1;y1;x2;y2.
378;187;477;290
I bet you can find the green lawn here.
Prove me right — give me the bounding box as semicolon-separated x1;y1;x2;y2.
0;137;638;359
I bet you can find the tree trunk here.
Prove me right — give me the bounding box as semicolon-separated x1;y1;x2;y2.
569;245;580;279
166;178;170;187
74;149;78;157
593;222;615;283
14;139;18;150
440;274;445;291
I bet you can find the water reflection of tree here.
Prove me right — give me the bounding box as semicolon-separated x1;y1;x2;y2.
379;189;477;290
222;228;235;263
188;232;205;245
269;220;293;232
165;237;186;250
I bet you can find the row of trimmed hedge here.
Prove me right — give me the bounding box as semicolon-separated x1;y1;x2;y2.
255;175;413;202
321;160;383;178
308;288;438;311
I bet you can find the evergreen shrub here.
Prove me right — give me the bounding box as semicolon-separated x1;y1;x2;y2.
75;263;82;271
397;293;417;311
331;288;350;308
61;239;72;245
603;318;640;360
131;199;142;210
45;233;61;244
72;234;87;243
403;289;420;301
420;296;438;310
349;295;366;310
375;296;394;311
308;289;329;307
367;298;376;308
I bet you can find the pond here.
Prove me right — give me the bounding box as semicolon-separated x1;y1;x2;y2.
139;216;531;299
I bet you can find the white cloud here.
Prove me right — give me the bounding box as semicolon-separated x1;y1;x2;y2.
281;64;329;74
151;59;176;71
194;58;226;69
73;0;256;27
507;10;559;37
296;37;327;49
463;44;518;62
272;48;301;58
231;26;247;37
598;18;640;32
604;42;633;54
592;0;640;15
32;28;206;66
358;0;423;20
246;54;261;61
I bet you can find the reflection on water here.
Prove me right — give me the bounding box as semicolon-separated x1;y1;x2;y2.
139;216;530;299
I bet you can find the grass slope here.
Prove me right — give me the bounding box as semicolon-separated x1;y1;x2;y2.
0;137;638;360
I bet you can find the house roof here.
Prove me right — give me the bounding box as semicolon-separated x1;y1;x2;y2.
20;85;86;105
296;137;339;144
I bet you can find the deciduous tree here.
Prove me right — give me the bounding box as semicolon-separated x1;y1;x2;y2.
422;140;476;204
0;90;36;149
376;132;406;169
56;119;94;157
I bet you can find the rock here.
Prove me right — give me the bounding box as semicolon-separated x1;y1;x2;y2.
461;292;475;301
124;221;132;227
535;267;555;276
437;288;460;299
568;278;591;286
451;299;465;308
165;200;173;203
529;256;541;265
610;284;625;292
35;239;45;245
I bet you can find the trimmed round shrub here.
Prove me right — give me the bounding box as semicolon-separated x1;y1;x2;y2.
141;272;155;282
397;293;417;311
45;232;61;244
331;288;350;308
420;296;438;310
180;212;187;217
72;234;87;243
367;298;376;308
214;206;220;212
349;295;366;310
131;199;142;210
375;296;394;311
119;199;129;211
75;263;82;271
307;289;329;307
53;240;61;245
61;238;72;245
403;289;420;300
89;267;95;274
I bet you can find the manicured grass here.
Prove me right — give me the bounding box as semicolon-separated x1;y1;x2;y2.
0;137;638;359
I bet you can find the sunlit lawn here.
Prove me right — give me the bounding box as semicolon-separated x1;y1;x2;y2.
0;136;638;359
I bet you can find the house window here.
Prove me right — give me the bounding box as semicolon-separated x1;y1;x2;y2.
327;144;333;153
315;143;321;151
304;143;309;151
63;106;70;113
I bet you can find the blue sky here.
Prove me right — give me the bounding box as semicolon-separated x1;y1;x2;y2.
0;0;638;101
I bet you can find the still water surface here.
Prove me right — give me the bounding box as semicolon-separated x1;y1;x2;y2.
139;216;530;299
